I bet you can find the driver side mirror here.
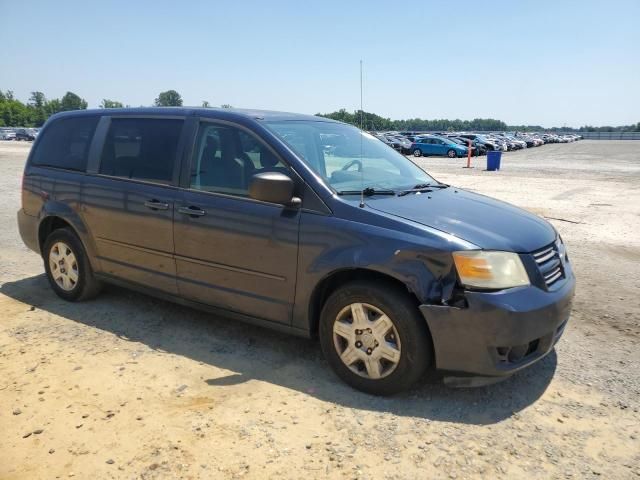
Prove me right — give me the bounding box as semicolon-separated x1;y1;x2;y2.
249;172;301;207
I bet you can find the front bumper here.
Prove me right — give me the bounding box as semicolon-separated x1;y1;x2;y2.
420;271;575;386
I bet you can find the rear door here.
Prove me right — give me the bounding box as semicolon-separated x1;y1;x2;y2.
417;138;428;155
423;138;436;155
83;116;186;293
173;119;300;324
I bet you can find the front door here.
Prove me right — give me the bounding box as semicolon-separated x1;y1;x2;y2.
173;121;300;324
433;138;446;155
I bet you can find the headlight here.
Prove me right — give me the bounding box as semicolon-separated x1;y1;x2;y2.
452;251;530;289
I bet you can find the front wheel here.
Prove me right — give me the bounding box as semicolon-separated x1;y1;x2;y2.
319;281;432;395
413;148;422;157
447;149;457;158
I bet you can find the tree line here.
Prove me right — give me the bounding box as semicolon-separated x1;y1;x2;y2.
2;89;637;132
0;90;88;127
0;89;232;127
316;108;640;132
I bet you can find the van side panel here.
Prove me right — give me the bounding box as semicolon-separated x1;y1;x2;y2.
21;172;42;218
81;176;178;293
292;210;464;332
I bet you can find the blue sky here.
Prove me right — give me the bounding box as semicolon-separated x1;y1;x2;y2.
1;0;638;127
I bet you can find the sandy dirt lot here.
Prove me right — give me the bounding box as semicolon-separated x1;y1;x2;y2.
1;140;639;479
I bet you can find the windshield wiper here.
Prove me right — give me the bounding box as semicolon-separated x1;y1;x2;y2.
337;187;396;196
397;183;449;197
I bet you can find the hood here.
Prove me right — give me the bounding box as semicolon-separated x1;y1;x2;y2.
366;187;556;252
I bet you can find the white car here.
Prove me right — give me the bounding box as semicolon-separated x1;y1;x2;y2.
1;131;16;140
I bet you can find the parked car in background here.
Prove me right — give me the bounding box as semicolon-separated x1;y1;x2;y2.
449;136;487;156
492;134;522;151
1;129;17;140
516;134;537;148
374;134;403;152
411;135;468;158
504;135;526;149
389;135;413;154
15;128;36;141
458;134;500;152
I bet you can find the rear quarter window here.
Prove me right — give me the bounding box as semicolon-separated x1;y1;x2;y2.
31;116;99;171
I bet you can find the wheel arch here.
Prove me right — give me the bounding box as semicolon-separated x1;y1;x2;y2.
37;211;100;272
307;268;424;339
38;216;76;251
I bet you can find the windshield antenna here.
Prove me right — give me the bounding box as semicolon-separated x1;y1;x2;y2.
359;59;365;208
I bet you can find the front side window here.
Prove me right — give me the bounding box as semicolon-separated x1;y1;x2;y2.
190;123;289;196
99;118;183;184
31;116;99;171
265;121;434;193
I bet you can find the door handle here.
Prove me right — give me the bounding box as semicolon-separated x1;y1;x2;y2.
144;200;169;210
178;206;206;217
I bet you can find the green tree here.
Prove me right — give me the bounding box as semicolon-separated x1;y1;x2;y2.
60;91;88;111
201;100;210;107
29;91;48;126
45;98;62;116
0;90;32;126
154;90;183;106
220;103;233;109
100;99;124;108
29;91;46;108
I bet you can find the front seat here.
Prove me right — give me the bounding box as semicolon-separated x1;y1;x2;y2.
259;148;289;176
199;133;246;191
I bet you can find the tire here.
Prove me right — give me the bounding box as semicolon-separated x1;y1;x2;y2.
43;228;102;301
447;149;457;158
319;281;432;395
413;148;422;157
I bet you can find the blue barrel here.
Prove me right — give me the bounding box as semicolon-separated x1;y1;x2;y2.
487;150;502;171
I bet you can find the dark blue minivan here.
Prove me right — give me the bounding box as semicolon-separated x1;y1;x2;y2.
18;108;575;395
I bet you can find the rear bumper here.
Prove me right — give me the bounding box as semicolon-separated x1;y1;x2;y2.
17;209;40;254
420;270;575;386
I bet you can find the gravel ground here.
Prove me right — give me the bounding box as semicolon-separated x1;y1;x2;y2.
0;140;639;480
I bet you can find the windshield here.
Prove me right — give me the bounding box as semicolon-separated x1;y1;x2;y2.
264;120;435;192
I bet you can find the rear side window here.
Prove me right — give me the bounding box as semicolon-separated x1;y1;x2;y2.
31;116;99;171
99;118;183;184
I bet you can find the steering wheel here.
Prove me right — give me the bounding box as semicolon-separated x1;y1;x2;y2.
341;159;362;172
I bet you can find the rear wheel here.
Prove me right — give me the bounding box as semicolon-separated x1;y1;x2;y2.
447;149;457;158
413;148;422;157
319;281;431;395
43;228;102;301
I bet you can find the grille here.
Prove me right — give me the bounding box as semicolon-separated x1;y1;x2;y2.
532;242;564;288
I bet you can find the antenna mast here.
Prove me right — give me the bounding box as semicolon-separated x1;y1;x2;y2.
359;60;365;208
360;60;364;130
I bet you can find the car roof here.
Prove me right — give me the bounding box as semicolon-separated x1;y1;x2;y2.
49;107;340;124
